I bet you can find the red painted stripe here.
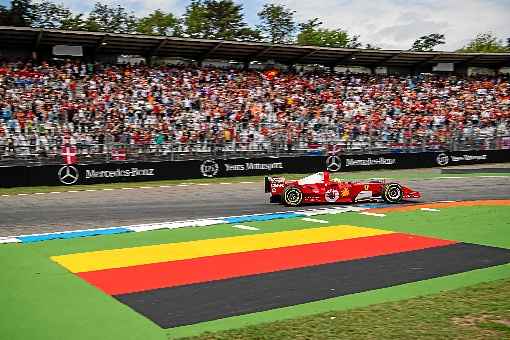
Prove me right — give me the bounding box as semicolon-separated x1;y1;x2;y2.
78;233;455;295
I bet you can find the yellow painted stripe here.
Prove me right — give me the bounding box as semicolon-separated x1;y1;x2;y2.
51;225;392;273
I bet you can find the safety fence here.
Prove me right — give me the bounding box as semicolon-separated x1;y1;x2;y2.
1;149;509;187
1;135;509;165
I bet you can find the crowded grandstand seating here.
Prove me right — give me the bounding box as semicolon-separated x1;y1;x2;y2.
0;61;509;162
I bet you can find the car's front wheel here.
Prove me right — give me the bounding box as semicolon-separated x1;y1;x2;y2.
382;183;403;203
283;186;303;206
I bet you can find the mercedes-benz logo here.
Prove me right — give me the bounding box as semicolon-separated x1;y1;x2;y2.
326;155;341;172
200;159;219;178
58;165;79;185
436;153;449;166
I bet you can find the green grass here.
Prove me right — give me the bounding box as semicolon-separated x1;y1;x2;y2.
181;278;510;340
1;167;508;195
0;205;509;340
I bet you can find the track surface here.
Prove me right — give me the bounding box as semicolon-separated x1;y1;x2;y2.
1;175;509;237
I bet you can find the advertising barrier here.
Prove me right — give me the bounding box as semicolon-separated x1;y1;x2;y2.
1;150;509;187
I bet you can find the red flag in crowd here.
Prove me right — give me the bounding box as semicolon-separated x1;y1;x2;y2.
61;145;77;164
111;146;126;161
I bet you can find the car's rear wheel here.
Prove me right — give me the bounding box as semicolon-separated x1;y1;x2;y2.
382;183;403;203
283;187;303;206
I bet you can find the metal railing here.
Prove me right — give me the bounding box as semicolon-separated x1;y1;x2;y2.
1;133;509;165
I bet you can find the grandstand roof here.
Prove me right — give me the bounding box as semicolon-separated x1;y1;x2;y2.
1;26;510;68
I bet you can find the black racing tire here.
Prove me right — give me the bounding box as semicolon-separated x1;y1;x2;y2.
382;183;403;203
283;186;304;206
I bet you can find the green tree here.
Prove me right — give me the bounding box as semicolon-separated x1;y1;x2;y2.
257;3;296;44
184;0;255;40
137;9;182;36
1;0;34;26
0;5;9;25
59;13;87;31
410;33;445;51
457;32;509;52
297;18;361;48
31;1;75;29
85;2;137;33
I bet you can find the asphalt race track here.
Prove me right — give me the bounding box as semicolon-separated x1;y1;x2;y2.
1;175;509;237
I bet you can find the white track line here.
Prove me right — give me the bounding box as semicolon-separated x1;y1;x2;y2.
68;190;79;193
35;192;45;195
139;186;153;189
197;183;210;186
121;187;133;190
436;176;466;179
232;225;260;231
103;188;114;191
302;217;329;223
421;208;440;212
240;181;254;184
85;189;96;192
159;185;171;188
359;212;386;217
1;194;10;197
420;208;441;211
177;184;189;187
17;193;28;196
220;182;232;185
478;175;508;178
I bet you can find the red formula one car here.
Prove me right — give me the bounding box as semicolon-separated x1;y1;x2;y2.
265;171;421;206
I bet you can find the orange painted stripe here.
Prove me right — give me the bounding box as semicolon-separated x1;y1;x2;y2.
369;200;510;213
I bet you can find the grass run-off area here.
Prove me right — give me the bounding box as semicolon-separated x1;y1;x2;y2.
183;278;510;340
0;204;509;339
1;166;509;195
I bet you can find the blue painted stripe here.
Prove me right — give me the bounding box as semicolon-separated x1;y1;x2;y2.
225;212;305;224
18;227;132;243
358;203;392;209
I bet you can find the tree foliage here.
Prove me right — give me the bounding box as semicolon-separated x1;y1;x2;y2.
410;33;445;51
257;3;296;44
184;0;257;41
31;1;74;29
457;32;509;52
137;10;182;36
85;2;137;33
297;18;361;48
0;0;34;26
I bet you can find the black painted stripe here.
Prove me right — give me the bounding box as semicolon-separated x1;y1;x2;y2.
115;243;510;328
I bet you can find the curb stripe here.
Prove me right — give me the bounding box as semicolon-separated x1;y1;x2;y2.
18;227;132;243
51;225;392;273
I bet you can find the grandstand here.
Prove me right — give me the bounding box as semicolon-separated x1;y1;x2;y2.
0;26;509;164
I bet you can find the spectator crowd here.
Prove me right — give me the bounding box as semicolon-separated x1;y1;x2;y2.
0;60;509;160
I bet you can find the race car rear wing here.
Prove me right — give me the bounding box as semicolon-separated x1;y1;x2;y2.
264;176;286;193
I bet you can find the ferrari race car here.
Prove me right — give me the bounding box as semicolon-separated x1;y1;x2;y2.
265;171;421;206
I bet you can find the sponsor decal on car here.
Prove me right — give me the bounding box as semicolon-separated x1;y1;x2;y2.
341;187;350;197
325;188;340;202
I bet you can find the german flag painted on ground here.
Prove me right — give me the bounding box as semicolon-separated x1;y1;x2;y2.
50;224;510;328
